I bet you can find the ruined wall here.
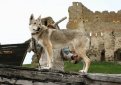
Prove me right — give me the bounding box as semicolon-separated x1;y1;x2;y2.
67;2;121;61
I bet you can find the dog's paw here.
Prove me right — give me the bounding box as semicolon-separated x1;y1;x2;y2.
37;66;41;70
41;66;51;69
79;70;87;75
79;70;85;73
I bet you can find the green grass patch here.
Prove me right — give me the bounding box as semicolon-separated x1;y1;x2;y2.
23;61;121;74
89;61;121;74
22;64;33;68
64;61;83;72
64;61;121;74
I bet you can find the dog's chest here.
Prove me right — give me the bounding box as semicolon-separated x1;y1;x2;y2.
37;39;44;47
32;35;44;47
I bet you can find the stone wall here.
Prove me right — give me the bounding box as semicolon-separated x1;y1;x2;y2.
67;2;121;61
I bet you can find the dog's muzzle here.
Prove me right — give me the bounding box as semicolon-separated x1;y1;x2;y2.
33;27;40;31
31;27;40;35
36;27;40;31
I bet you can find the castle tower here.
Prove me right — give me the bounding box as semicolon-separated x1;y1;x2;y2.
67;2;121;61
67;2;84;29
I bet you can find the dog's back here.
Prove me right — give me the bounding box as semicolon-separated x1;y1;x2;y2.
50;29;89;49
51;29;82;40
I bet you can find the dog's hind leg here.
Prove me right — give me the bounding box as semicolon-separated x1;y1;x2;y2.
79;51;91;73
82;55;90;73
81;61;86;72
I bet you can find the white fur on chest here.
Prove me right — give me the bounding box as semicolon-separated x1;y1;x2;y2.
38;39;44;47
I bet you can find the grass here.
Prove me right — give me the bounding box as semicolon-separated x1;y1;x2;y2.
64;61;121;74
23;64;34;68
23;61;121;74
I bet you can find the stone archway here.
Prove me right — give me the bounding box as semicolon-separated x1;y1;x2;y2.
100;49;105;61
114;48;121;61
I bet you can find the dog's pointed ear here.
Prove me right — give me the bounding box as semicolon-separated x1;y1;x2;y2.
38;15;42;22
38;15;42;25
29;14;34;24
30;14;34;21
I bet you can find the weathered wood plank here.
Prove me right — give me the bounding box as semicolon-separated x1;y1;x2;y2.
0;65;121;85
87;73;121;83
0;65;84;84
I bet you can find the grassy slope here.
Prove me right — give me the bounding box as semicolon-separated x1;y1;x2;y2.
23;61;121;74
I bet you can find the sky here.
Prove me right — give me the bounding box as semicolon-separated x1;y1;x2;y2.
0;0;121;64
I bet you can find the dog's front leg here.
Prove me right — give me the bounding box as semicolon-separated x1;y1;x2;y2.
43;40;53;69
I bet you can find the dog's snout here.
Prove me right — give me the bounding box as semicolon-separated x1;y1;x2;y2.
37;27;40;31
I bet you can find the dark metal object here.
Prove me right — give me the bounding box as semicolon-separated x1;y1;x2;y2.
0;43;29;66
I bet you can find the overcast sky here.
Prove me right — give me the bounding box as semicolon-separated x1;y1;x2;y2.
0;0;121;64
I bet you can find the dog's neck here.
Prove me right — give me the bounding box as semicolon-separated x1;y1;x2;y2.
31;25;48;35
31;28;48;40
31;31;39;35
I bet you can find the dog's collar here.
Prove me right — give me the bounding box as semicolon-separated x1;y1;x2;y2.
31;29;47;36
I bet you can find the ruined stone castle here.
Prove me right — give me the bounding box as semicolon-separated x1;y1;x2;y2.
67;2;121;61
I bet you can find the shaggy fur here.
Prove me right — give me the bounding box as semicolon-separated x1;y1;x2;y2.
29;14;91;73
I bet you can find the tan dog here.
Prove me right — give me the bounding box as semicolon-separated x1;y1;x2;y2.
29;14;91;73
